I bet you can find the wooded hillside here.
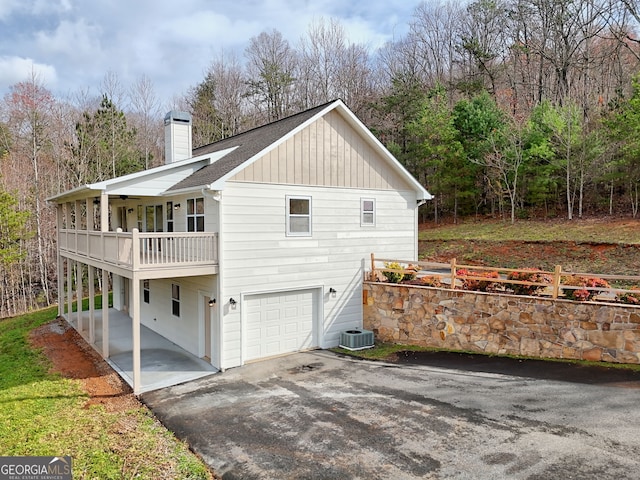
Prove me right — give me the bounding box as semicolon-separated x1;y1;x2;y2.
2;0;640;316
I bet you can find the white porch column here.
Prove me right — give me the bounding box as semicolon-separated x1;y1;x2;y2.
76;262;83;332
100;191;109;232
74;199;83;331
85;197;92;230
102;269;110;358
132;276;141;395
112;275;123;311
66;259;73;321
56;205;64;317
88;266;95;344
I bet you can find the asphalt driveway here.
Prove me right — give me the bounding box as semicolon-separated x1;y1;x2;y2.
142;351;640;480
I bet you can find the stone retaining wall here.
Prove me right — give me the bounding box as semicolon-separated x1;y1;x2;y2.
363;282;640;363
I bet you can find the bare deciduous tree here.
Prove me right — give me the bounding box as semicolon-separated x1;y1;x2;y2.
3;72;57;308
245;29;297;122
297;17;372;115
129;74;162;169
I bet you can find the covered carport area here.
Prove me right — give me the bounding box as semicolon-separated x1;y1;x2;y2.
66;308;216;393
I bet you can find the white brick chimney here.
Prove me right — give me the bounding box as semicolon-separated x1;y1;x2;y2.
164;111;192;164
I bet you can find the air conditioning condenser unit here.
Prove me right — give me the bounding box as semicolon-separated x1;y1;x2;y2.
339;329;375;351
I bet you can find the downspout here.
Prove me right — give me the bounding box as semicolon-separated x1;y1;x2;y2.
202;187;224;371
415;198;427;261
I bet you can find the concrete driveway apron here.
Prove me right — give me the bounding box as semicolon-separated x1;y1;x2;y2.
142;350;640;480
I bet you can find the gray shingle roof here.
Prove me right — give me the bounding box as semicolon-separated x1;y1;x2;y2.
167;101;334;192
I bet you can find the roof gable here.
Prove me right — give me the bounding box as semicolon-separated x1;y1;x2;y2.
232;108;414;191
168;100;429;200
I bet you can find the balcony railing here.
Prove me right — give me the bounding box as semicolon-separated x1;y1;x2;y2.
59;228;218;271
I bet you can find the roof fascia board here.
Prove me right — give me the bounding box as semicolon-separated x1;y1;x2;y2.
89;151;218;190
47;146;239;203
46;185;99;203
158;185;212;197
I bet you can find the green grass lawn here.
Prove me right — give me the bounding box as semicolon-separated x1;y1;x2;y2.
419;217;640;244
0;306;212;479
417;218;640;274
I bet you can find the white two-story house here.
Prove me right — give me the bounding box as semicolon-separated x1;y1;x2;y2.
49;100;430;393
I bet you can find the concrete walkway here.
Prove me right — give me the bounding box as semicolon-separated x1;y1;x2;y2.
67;308;217;393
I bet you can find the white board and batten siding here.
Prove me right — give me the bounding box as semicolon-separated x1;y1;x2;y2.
232;109;410;192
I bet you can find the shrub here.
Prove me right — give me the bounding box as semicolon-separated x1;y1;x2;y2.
618;287;640;305
419;275;442;287
562;275;610;301
506;269;552;296
382;262;404;283
382;262;420;283
403;264;420;282
456;268;499;292
403;275;443;287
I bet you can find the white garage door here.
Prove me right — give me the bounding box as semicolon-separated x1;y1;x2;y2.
244;289;318;361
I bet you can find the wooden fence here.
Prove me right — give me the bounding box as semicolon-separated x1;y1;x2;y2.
370;253;640;301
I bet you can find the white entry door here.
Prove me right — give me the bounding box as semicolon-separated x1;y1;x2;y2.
244;289;318;361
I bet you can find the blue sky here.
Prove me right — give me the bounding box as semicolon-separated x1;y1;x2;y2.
0;0;424;107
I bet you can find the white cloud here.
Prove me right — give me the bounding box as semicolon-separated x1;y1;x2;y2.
0;0;72;19
32;0;72;15
0;56;57;91
0;0;20;20
0;0;425;101
35;18;102;59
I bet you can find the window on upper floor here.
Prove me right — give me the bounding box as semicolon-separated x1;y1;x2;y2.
361;198;375;226
286;195;311;236
187;198;205;232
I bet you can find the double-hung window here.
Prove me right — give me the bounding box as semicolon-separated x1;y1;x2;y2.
361;198;375;226
187;198;205;232
286;196;312;236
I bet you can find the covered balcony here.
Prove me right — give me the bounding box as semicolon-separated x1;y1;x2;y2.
58;228;219;278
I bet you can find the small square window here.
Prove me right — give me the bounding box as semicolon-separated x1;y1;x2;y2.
286;196;311;236
361;198;375;226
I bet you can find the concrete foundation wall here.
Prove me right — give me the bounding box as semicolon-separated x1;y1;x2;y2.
363;282;640;364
